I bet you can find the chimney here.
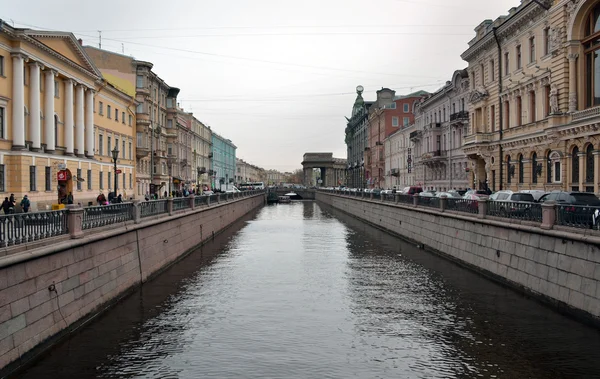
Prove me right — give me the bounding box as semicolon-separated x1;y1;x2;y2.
78;38;83;46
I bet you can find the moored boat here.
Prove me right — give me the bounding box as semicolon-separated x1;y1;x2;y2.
278;196;291;203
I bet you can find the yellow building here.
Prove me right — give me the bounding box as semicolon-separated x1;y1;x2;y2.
462;0;600;194
0;23;136;210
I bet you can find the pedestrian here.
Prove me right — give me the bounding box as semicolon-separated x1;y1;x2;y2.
2;197;11;214
67;192;74;205
8;194;15;214
20;195;30;213
97;193;107;206
117;194;123;203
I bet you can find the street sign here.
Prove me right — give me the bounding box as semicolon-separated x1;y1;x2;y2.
116;169;122;174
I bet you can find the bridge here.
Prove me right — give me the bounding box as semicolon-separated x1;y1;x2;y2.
270;188;316;200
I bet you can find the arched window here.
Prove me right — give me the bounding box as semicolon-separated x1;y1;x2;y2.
547;151;552;183
584;3;600;107
572;146;580;185
518;154;524;183
532;152;538;184
586;144;595;183
507;156;512;184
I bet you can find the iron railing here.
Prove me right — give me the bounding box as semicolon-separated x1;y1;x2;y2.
487;201;542;222
556;204;600;229
397;194;414;205
381;194;395;202
195;196;208;207
209;194;219;203
417;196;439;208
0;210;68;247
82;203;133;230
140;200;168;218
173;198;190;211
446;198;479;214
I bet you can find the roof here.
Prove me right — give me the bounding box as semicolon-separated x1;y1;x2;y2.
394;90;430;100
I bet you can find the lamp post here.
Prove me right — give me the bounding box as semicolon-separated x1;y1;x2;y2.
111;145;119;197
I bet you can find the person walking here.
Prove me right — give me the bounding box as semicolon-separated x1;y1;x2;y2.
20;195;31;213
2;197;12;214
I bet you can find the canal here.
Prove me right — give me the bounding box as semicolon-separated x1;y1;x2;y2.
12;201;600;378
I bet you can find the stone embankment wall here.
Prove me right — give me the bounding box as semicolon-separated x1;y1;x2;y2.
317;192;600;324
0;194;264;374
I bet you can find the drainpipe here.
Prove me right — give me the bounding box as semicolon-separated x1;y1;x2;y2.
493;27;503;191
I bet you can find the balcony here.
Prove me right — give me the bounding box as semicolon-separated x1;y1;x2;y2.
572;106;600;122
450;110;469;123
428;122;441;129
375;141;383;146
409;130;422;141
391;168;399;177
463;133;493;145
136;146;150;159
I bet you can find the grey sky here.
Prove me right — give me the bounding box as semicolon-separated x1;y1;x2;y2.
5;0;518;172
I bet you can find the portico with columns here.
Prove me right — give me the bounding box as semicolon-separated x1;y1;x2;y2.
0;24;136;209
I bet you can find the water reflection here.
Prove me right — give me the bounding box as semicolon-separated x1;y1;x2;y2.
12;202;600;379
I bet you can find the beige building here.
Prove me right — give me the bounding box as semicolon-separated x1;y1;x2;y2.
177;109;211;191
236;158;264;183
85;47;179;198
461;0;600;193
0;24;136;210
385;125;416;190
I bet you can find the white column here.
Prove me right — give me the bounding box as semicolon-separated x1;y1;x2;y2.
64;79;74;155
44;69;56;152
75;84;85;156
29;62;42;151
11;53;26;149
85;89;94;158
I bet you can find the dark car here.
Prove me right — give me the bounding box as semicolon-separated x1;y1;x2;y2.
539;191;600;228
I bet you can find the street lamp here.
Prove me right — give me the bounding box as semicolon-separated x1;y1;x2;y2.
111;145;119;197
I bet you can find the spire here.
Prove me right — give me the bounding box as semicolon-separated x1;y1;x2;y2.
352;85;365;116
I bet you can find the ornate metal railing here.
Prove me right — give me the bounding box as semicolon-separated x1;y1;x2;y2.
556;205;600;229
173;198;190;211
572;106;600;122
140;200;168;218
446;198;479;214
209;194;219;203
195;196;207;207
0;210;68;247
417;196;439;208
487;201;542;222
82;203;133;230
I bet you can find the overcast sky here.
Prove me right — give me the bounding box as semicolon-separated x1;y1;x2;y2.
5;0;519;172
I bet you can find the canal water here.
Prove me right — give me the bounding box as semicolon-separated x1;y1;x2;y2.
12;202;600;379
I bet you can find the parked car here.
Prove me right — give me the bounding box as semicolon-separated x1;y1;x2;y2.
539;191;600;228
519;189;547;202
488;190;536;217
465;189;489;198
435;191;462;198
402;186;423;196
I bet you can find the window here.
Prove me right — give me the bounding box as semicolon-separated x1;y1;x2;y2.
54;115;58;146
545;85;551;115
122;140;126;159
30;166;36;191
45;166;51;191
0;55;3;76
128;115;132;126
166;98;173;108
480;63;485;85
572;147;579;185
107;137;111;156
490;105;496;132
108;172;112;190
403;103;409;113
516;45;522;70
129;142;132;159
167;143;173;155
136;103;143;113
544;27;550;56
167;119;173;129
107;105;112;119
529;36;536;63
98;101;103;116
123;173;126;190
586;144;595;183
0;165;4;192
129;173;132;189
518;154;524;183
115;108;118;121
507;157;512;184
54;80;59;97
516;96;522;126
555;161;561;182
504;52;510;75
547;151;552;183
99;171;104;190
136;75;144;88
504;101;510;128
122;112;125;124
99;134;103;156
532;152;538;184
490;59;495;82
87;169;92;190
584;4;600;107
530;91;536;123
0;107;4;139
76;168;82;190
403;117;410;126
392;117;399;127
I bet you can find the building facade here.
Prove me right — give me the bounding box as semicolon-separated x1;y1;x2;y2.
0;24;136;210
345;85;373;189
384;125;416;190
85;46;179;198
236;158;264;183
410;71;470;191
211;132;236;190
191;116;211;190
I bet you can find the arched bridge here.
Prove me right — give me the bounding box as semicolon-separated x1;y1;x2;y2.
270;189;316;200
